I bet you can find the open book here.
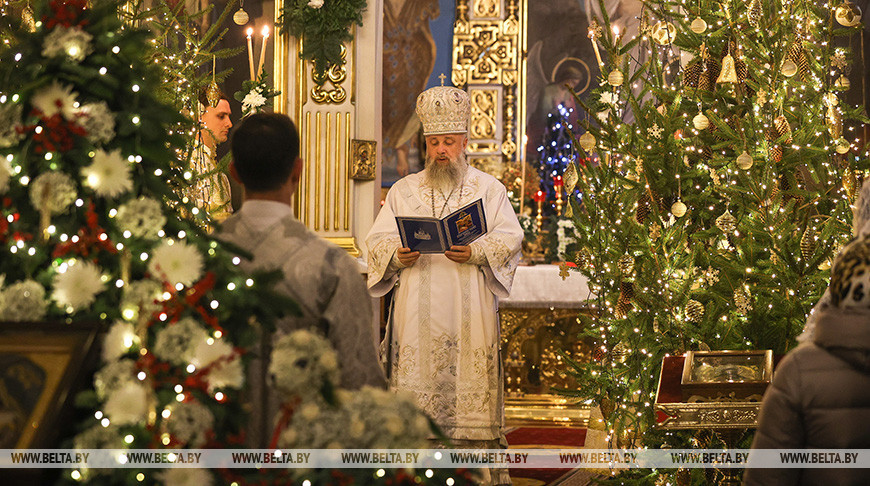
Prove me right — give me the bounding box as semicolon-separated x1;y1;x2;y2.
396;199;487;254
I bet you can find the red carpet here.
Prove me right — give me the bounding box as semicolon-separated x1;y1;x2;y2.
506;427;586;485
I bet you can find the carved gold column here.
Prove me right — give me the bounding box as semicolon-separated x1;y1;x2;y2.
453;0;520;178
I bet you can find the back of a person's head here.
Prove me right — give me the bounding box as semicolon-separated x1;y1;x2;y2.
830;233;870;308
231;113;300;192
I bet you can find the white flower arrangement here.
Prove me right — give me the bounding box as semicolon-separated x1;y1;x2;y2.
269;330;339;400
29;171;77;214
0;279;48;321
277;401;347;449
52;259;106;312
155;468;213;486
556;218;581;260
120;278;164;321
148;240;204;287
101;320;139;362
164;400;214;447
30;80;78;119
192;338;244;391
116;197;166;240
308;0;324;8
0;102;24;149
74;423;125;450
342;386;431;449
0;156;11;194
42;25;93;62
76;102;115;145
82;148;133;198
241;88;267;116
93;358;137;400
103;381;150;426
152;317;210;366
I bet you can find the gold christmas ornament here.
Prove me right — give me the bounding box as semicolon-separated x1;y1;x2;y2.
693;112;710;130
672;200;687;217
651;21;677;45
233;8;250;25
690;17;708;34
685;299;705;322
734;285;753;314
747;0;763;27
781;59;798;77
736;151;754;170
717;54;738;83
206;56;220;108
788;40;810;80
22;3;37;33
575;248;590;268
608;69;624;87
563;162;579;193
827;105;843;139
834;75;851;91
716;210;737;233
774;115;792;143
801;227;817;260
616;281;635;317
835;138;851;154
618;253;635;274
579;132;597;152
636;192;652;224
835;2;863;27
824;92;840;107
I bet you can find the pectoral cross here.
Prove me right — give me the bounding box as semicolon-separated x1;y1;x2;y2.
439;73;446;86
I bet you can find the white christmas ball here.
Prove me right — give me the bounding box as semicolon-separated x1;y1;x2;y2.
672;200;687;218
693;112;710;130
736;151;753;170
690;17;708;34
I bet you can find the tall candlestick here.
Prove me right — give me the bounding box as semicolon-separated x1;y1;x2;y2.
246;27;255;81
256;25;269;78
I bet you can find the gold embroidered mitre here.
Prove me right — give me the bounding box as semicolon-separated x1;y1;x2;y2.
415;85;470;135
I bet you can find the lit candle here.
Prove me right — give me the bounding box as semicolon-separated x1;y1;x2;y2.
246;28;255;81
588;19;604;68
256;25;270;78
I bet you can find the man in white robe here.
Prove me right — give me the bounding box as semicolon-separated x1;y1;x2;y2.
366;84;522;484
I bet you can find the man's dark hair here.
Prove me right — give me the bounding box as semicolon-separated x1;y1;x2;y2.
230;113;300;192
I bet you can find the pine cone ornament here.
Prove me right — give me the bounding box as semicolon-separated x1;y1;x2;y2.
768;143;783;163
618;253;636;274
788;38;811;81
801;227;817;260
616;281;635;317
774;115;793;143
684;59;703;88
747;0;763;27
685;299;705;322
734;285;753;314
636;192;652;224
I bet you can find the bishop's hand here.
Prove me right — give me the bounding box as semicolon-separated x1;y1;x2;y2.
397;247;420;267
445;245;471;264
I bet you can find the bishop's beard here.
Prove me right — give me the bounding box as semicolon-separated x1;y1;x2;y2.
424;152;468;194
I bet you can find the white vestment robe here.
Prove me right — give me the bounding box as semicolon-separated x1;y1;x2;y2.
366;167;522;441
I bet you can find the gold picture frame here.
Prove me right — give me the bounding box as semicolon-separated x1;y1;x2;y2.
0;321;101;448
349;139;377;181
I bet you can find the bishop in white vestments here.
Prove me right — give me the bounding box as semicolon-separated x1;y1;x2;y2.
366;84;522;483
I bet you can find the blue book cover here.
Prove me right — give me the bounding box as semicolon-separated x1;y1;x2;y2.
397;199;486;253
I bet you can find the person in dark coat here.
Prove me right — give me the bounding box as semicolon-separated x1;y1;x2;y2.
743;234;870;486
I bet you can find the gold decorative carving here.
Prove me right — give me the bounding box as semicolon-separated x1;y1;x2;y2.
469;156;504;178
473;0;500;18
349;139;377;181
656;402;760;430
468;143;500;153
311;45;348;104
470;89;498;140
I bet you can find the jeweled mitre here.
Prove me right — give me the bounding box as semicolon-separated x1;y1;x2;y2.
415;85;470;136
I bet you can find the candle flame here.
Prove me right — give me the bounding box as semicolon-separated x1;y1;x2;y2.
246;27;253;36
261;25;270;37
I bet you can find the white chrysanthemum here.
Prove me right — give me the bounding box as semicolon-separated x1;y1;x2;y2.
52;260;105;312
0;102;24;148
0;279;47;321
152;318;209;366
101;320;138;362
242;90;266;113
31;80;78;119
121;278;163;320
164;401;214;447
148;240;204;287
192;338;244;391
269;330;339;400
93;359;137;400
82;148;132;198
116;197;165;240
29;171;76;214
103;381;149;426
76;102;115;145
42;25;93;62
0;157;11;194
74;423;124;450
155;468;213;486
308;0;324;8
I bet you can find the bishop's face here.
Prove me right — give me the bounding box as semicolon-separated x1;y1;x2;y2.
425;133;467;165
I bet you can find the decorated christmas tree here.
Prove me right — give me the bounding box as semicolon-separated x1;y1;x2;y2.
560;0;869;482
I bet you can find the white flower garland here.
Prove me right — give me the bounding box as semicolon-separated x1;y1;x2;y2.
52;260;106;312
0;279;47;321
556;218;581;260
116;197;166;240
82;148;133;198
29;171;77;215
42;25;93;62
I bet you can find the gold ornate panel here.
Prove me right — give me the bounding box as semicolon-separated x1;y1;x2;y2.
453;0;520;174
